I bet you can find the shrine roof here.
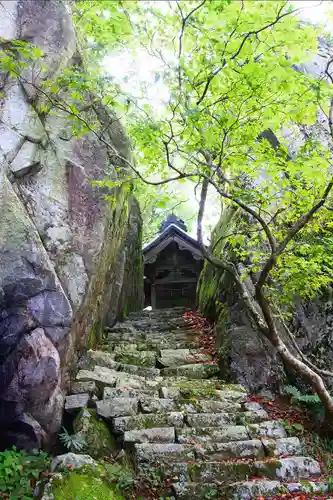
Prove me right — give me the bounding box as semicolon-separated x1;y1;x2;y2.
143;223;204;264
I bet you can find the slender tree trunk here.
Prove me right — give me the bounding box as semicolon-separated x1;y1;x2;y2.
271;333;333;417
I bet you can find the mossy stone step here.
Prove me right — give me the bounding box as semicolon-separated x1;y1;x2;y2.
262;437;302;458
124;427;176;444
158;348;213;367
112;411;185;433
160;361;219;378
114;350;157;367
96;398;138;418
134;443;195;467
160;386;247;402
76;366;163;390
104;387;159;399
139;397;178;413
176;425;249;444
197;439;265;461
173;479;330;500
187;456;321;482
186;412;238;427
86;351;160;377
167;380;245;392
231;479;329;499
247;420;287;439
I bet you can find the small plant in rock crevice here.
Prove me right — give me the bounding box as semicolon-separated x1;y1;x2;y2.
59;426;87;452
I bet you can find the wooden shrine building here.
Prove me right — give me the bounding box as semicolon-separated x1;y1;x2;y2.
143;216;204;309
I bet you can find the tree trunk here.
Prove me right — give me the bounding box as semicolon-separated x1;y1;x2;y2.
269;331;333;417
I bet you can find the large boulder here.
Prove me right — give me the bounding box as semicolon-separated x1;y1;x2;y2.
0;0;143;448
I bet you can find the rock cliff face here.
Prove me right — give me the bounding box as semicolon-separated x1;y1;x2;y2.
0;0;143;449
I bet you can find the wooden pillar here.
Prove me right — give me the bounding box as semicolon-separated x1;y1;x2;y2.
151;266;157;309
151;282;157;310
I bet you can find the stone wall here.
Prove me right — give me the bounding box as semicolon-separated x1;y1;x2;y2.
0;0;143;449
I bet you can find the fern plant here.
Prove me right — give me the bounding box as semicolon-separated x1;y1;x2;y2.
59;427;87;452
283;385;327;420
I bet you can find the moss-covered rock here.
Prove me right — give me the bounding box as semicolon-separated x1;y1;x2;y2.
50;470;121;500
73;409;116;459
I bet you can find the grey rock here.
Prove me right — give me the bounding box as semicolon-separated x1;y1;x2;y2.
85;350;118;370
140;397;178;413
96;398;138;418
276;456;321;480
198;439;265;461
112;411;184;433
71;381;97;395
50;453;96;472
115;349;156;367
65;393;89;412
161;362;219;379
124;427;176;444
10;140;40;177
135;443;195;465
262;436;302;457
0;0;143;450
158;349;212;367
75;368;117;387
186;412;236;427
104;387;158;399
176;425;249;444
247;420;287;439
231;480;281;500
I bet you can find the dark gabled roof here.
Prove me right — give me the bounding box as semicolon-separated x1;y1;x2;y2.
143;223;203;264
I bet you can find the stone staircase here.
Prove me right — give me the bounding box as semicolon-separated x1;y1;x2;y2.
67;308;328;499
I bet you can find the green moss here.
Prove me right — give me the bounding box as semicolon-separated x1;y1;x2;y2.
52;471;121;500
73;409;116;459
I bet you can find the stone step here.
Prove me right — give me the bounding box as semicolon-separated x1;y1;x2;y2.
158;349;212;367
139;340;199;351
76;368;117;387
167;380;246;392
172;480;329;499
176;425;249;444
230;479;329;500
161;362;219;379
85;351;160;377
137;397;241;415
160;386;247;402
64;393;89;412
127;307;189;320
112;411;185;434
186;456;321;482
114;350;157;367
124;427;176;444
139;398;178;413
70;380;98;395
76;366;163;390
179;399;242;414
104;387;159;399
134;443;195;468
196;439;265;461
186;412;238;427
85;350;117;370
247;420;287;439
96;398;138;418
262;437;302;458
